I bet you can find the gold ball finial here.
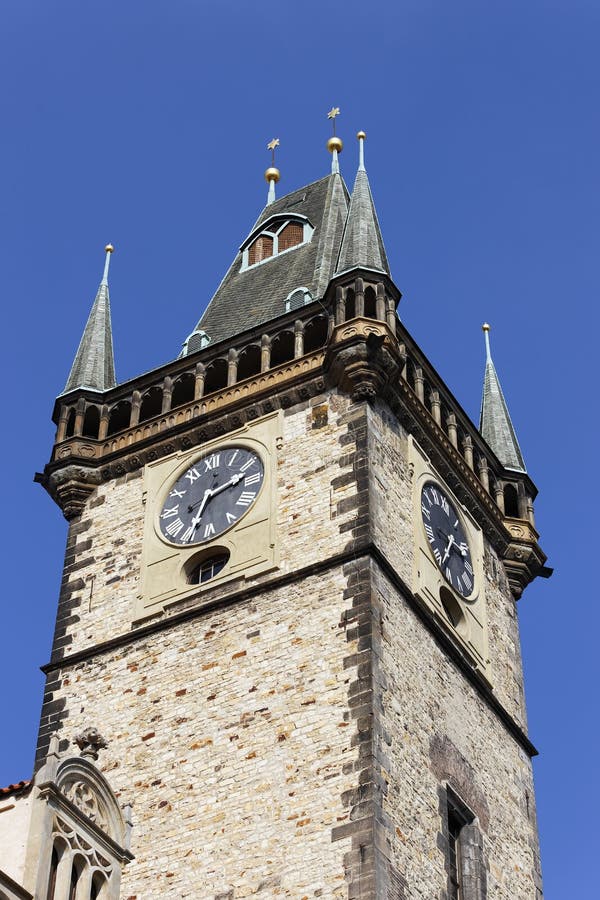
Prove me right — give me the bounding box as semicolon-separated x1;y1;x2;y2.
105;243;114;253
265;166;280;184
482;322;490;332
357;130;366;140
327;136;343;154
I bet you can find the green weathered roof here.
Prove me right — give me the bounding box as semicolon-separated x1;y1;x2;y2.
336;163;389;276
63;273;116;394
191;173;349;345
479;332;526;472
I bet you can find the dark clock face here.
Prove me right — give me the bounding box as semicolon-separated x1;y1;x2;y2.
158;446;264;546
421;481;474;598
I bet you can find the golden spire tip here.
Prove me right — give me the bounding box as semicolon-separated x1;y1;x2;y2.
105;243;114;253
482;322;490;332
357;130;366;140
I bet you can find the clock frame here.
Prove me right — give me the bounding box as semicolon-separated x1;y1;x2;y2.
136;412;281;621
409;437;489;678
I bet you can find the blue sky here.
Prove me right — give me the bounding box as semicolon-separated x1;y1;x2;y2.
1;2;598;896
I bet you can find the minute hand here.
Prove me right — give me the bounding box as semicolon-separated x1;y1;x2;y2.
207;473;244;499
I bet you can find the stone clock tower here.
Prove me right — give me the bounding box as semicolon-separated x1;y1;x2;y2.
0;131;549;900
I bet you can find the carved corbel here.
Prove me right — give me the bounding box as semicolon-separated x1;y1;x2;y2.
501;517;552;598
36;465;103;520
324;317;404;400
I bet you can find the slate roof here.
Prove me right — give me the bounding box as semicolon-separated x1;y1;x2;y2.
479;336;526;472
336;165;389;276
63;277;116;394
191;174;350;346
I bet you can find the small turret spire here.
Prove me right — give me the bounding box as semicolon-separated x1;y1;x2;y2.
326;107;343;174
335;131;389;275
479;323;526;472
265;138;280;206
62;244;117;394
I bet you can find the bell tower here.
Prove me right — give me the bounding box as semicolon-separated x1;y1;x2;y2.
0;123;549;899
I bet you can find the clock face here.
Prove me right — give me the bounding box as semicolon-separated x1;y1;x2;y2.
421;481;475;598
158;446;264;546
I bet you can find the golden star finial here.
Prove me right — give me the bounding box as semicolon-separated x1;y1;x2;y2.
327;107;341;137
267;137;280;165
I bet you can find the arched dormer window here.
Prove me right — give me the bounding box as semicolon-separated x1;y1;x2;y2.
180;329;211;358
241;215;314;271
285;287;313;312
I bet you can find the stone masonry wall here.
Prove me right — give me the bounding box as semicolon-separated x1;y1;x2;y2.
371;563;541;899
366;401;528;728
43;391;359;666
34;387;542;898
41;567;363;899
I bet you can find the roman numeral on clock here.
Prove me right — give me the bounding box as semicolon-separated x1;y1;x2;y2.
160;505;179;519
236;491;256;506
165;518;184;537
244;473;261;486
204;453;220;471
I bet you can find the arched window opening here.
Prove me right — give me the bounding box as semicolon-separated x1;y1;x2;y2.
303;316;328;353
82;405;100;439
68;856;84;900
424;382;434;414
203;358;228;395
171;373;195;409
248;234;273;266
278;222;303;251
91;872;107;900
139;387;163;423
65;408;76;438
345;288;356;320
503;483;520;518
106;401;131;436
364;286;377;319
46;844;60;900
269;331;295;368
405;361;416;392
237;345;262;381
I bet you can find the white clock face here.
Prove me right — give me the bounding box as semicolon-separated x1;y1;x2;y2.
158;446;264;546
421;481;475;598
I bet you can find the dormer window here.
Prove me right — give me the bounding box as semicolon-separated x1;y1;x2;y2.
285;287;313;312
248;234;274;265
241;216;313;271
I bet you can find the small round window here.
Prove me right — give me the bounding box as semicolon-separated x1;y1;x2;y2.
187;552;230;585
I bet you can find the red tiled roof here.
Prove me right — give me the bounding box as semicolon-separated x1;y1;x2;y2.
0;780;32;798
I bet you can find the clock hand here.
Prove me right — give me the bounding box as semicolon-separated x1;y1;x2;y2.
187;489;212;537
441;534;455;564
207;473;243;498
187;473;244;512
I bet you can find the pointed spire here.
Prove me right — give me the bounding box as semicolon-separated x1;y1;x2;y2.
62;245;117;394
479;324;526;472
335;131;389;275
265;138;281;206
